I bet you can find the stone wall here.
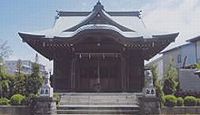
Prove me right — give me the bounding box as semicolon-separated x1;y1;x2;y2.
161;106;200;114
0;106;30;115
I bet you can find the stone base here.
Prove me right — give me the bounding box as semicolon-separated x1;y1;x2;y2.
139;96;160;115
33;97;57;115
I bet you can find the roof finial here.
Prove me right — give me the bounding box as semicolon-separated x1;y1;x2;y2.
94;0;104;11
98;0;101;4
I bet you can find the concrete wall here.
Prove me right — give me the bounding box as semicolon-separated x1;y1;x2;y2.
196;40;200;62
0;106;30;115
161;106;200;114
179;69;200;92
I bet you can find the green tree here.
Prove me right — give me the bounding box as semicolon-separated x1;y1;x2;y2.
0;71;15;98
164;62;178;82
25;63;43;96
16;59;22;75
162;62;178;95
13;74;26;95
163;78;176;95
150;65;164;105
150;65;158;85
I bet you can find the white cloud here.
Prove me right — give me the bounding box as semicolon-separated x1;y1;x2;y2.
142;0;200;44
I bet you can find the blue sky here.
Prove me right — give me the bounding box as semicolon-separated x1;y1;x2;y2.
0;0;200;70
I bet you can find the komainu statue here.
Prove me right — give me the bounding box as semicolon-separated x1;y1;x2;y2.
143;69;156;97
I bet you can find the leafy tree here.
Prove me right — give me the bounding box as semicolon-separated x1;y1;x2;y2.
150;65;158;85
163;78;176;95
0;40;12;59
13;74;26;96
164;62;178;82
163;62;178;95
155;80;165;105
25;63;43;96
0;67;14;98
0;80;10;97
16;59;22;75
150;65;164;105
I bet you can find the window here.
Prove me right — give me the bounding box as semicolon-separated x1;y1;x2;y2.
177;54;181;63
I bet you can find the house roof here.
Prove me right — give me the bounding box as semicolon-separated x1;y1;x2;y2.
161;42;190;54
187;35;200;42
18;1;178;60
19;1;153;39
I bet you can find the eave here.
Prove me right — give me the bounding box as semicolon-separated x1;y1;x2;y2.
18;32;178;60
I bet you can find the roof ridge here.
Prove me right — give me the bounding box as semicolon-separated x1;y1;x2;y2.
63;4;135;32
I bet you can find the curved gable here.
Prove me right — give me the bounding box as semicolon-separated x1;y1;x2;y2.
63;1;134;32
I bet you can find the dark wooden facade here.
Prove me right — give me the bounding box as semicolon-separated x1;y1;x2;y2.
53;34;144;92
19;1;178;92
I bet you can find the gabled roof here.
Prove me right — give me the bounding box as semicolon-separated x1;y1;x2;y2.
19;1;151;39
63;1;134;32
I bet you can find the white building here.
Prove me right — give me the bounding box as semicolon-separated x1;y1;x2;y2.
5;60;47;76
147;36;200;92
148;35;200;78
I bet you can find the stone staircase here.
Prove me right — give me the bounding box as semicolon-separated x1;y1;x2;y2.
57;93;142;115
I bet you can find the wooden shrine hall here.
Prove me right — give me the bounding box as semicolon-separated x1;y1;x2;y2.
19;1;178;92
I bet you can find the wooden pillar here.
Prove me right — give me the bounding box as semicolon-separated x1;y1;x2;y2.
76;57;80;91
121;55;126;92
126;52;130;92
70;55;76;91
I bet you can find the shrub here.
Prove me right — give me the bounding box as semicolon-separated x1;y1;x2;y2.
176;97;184;106
23;94;37;105
0;98;9;105
10;94;26;105
197;98;200;106
184;96;197;106
54;93;61;105
164;95;177;107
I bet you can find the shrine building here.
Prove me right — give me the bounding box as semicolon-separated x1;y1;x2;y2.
19;2;178;92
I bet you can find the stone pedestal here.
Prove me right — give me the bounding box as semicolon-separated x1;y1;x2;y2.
32;72;57;115
139;96;160;115
33;97;57;115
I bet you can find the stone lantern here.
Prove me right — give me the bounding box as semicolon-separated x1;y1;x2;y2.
33;72;57;115
39;72;53;97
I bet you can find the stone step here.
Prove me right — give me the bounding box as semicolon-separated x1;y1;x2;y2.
59;93;140;105
57;105;140;114
57;93;141;114
57;110;140;114
59;93;142;96
57;104;139;109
